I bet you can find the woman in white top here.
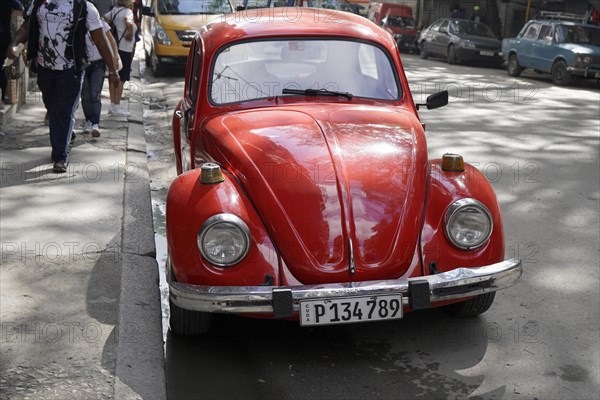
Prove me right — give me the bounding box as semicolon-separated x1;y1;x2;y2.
104;0;136;116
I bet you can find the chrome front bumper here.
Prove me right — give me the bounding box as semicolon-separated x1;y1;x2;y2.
170;259;522;317
567;65;600;78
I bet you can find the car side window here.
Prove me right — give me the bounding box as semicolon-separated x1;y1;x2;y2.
439;20;449;33
538;25;553;41
523;23;541;39
554;25;565;43
429;20;443;32
187;40;202;104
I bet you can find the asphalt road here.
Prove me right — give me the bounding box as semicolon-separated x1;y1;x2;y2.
140;55;599;399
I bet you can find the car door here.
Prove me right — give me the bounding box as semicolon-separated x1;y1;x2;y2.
422;19;442;55
435;20;451;57
175;40;202;173
530;23;555;72
514;22;542;68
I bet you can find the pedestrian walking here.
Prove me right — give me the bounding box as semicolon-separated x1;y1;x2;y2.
104;0;136;117
0;0;24;111
7;0;120;173
81;15;120;138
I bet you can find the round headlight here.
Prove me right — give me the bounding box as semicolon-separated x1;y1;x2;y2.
197;214;250;267
444;199;493;250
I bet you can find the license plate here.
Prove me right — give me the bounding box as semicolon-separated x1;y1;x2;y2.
480;50;494;56
300;294;403;326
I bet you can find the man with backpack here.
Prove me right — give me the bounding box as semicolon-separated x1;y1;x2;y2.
6;0;119;173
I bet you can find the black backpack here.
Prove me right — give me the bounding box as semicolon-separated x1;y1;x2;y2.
109;7;125;45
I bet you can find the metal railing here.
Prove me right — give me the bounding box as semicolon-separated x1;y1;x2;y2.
538;11;587;23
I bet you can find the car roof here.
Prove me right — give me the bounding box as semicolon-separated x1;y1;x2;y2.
198;8;396;54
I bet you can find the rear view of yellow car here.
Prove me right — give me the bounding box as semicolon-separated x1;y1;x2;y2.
141;0;234;76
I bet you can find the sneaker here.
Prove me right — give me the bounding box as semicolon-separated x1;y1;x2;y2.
110;105;131;117
91;124;101;138
53;161;67;173
82;120;92;134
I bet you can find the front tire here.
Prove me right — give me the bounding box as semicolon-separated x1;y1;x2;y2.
442;292;496;317
419;42;428;59
168;259;212;335
169;299;212;335
507;54;522;77
150;48;167;77
551;60;571;85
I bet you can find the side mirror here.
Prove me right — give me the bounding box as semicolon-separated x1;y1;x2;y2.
416;90;448;110
141;6;153;16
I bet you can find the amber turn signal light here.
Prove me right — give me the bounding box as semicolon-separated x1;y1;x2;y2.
441;153;465;172
200;163;225;184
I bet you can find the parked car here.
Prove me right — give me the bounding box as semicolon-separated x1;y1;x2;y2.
141;0;234;76
502;17;600;85
167;9;522;335
418;18;503;65
367;2;419;53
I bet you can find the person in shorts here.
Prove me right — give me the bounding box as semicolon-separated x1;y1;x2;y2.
104;0;136;117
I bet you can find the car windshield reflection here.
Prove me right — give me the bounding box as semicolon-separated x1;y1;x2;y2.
158;0;232;15
210;39;401;104
449;20;496;38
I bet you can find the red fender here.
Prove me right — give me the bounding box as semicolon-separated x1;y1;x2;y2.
420;160;505;274
167;168;280;286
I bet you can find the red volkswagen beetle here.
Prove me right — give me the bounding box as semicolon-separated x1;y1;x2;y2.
167;8;522;335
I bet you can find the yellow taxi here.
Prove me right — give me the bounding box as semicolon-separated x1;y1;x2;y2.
141;0;235;76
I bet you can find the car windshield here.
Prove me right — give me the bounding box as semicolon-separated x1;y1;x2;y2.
556;25;600;45
386;16;415;28
210;39;401;104
243;0;271;9
157;0;232;15
449;20;495;38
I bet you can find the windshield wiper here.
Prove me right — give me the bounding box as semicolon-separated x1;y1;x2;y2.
282;88;353;100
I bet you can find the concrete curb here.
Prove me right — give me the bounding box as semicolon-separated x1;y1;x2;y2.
113;59;167;400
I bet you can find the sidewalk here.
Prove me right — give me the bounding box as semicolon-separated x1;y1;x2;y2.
0;60;166;399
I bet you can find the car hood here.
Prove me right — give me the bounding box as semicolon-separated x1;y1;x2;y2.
458;35;501;48
155;14;223;30
202;105;428;284
557;43;600;55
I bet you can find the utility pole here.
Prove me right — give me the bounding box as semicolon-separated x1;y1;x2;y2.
525;0;532;22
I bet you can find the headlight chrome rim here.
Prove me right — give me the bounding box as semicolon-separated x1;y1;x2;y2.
197;214;251;267
444;198;493;251
154;23;172;45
